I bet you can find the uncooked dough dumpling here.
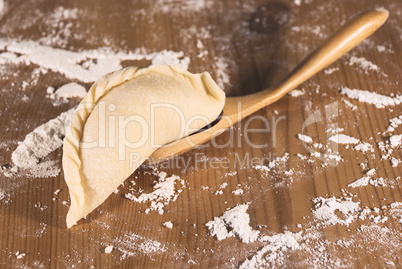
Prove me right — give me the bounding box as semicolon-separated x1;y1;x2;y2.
63;65;225;228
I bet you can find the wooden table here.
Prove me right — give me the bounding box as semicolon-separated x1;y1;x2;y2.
0;0;401;268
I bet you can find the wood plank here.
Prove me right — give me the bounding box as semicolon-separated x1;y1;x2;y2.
0;0;401;268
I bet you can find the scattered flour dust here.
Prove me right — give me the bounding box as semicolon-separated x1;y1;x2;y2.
104;246;113;254
46;82;87;105
214;57;231;89
0;189;7;201
354;142;374;153
0;39;190;83
383;115;402;134
239;232;300;269
288;89;305;97
162;221;173;229
348;176;371;188
7;108;75;178
340;87;402;108
312;197;360;226
348;56;382;73
298;134;313;143
113;232;167;259
389;135;402;148
205;203;260;243
328;134;360;144
346;168;397;188
253;153;289;173
124;171;185;214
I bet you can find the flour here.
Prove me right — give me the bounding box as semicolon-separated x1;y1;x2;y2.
325;127;344;133
240;232;300;269
294;0;301;5
340;87;402;108
348;56;381;72
391;157;401;167
0;190;7;201
205;204;260;243
8;108;75;177
0;39;190;83
389;202;402;224
383;115;402;134
377;45;386;52
232;188;244;195
15;251;26;259
389;135;402;148
378;131;402;160
348;176;371;188
343;99;358;110
312;197;360;226
328;134;360;144
124;171;184;214
47;83;87;105
354;142;374;153
324;67;339;74
289;89;305;97
104;246;113;254
253;153;289;173
113;232;166;259
162;221;173;228
348;169;383;188
298;134;313;143
214;57;231;89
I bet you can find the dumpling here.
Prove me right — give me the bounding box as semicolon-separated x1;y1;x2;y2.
62;65;225;228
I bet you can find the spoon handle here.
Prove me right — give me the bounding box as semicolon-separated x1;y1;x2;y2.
256;8;389;107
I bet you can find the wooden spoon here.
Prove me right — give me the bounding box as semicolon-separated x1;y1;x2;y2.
149;9;388;163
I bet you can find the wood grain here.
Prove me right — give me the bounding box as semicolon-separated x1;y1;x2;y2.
0;0;401;268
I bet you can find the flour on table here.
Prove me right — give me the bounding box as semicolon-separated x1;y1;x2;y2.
232;188;243;195
214;57;231;89
0;190;8;201
293;0;301;5
348;176;371;188
113;232;166;259
340;87;402;108
298;134;313;143
15;251;27;259
347;56;383;74
389;135;402;148
162;221;173;228
383;115;402;134
46;82;86;105
0;39;190;83
354;142;374;153
312;197;360;226
104;246;113;254
124;171;184;214
343;99;358;110
253;153;289;173
378;133;402;160
240;232;300;269
328;134;360;144
377;45;386;52
206;203;259;243
389;202;402;224
6;108;75;178
391;157;401;167
325;127;344;133
288;89;305;97
323;67;339;74
348;168;379;188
